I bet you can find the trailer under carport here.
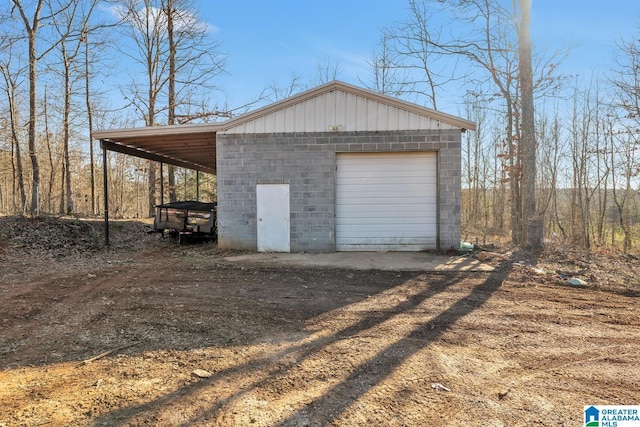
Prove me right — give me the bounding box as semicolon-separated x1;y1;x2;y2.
94;124;221;245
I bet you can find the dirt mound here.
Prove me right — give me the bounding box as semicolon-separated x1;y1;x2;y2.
0;216;101;258
0;215;161;259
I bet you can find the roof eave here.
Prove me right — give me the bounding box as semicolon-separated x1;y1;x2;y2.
93;122;223;140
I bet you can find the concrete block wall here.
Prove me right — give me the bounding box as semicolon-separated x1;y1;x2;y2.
216;129;462;252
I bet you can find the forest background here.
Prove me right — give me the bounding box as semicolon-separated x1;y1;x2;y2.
1;0;639;253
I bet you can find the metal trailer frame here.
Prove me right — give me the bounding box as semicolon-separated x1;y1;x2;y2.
153;201;217;244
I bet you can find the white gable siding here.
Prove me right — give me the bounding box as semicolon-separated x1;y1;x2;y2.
221;89;456;134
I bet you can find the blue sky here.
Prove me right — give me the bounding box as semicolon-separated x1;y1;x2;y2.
532;1;640;74
200;1;640;113
200;1;408;107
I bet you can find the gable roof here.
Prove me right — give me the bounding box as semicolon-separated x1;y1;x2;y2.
93;80;475;173
220;80;475;134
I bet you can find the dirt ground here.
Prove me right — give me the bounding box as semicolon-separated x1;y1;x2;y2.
1;217;639;426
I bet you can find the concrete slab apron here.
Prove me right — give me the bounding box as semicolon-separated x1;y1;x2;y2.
222;252;494;272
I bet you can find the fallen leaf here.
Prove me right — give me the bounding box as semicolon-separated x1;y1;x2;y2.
192;369;212;378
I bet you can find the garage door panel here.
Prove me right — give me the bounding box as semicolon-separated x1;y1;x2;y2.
345;163;430;178
337;215;436;225
337;191;436;200
337;153;433;163
337;168;434;177
337;228;436;238
340;202;437;211
344;236;435;246
338;239;437;252
337;204;437;216
336;152;438;251
337;182;437;193
338;245;434;251
337;222;437;231
338;179;436;185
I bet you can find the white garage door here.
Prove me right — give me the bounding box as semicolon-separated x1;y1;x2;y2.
336;152;437;251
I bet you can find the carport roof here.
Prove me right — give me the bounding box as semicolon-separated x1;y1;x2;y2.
93;80;476;175
94;123;221;174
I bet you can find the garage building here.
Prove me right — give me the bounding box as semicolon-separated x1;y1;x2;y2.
94;81;475;253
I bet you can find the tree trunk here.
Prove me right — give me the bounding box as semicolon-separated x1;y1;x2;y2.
518;0;541;250
148;162;156;217
84;26;96;215
63;50;73;215
146;2;157;218
43;87;57;213
12;111;27;213
147;84;156;217
166;0;177;202
12;0;45;214
28;24;41;214
4;75;27;212
506;100;521;245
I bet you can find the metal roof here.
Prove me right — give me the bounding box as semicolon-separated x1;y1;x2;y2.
94;123;221;174
93;81;476;174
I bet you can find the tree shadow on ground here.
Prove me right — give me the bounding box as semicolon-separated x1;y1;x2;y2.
91;261;511;426
0;262;391;368
276;261;511;426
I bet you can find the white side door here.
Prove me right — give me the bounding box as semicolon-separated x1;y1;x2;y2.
256;184;290;252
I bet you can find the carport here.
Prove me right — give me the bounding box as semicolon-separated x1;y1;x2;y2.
93;123;221;244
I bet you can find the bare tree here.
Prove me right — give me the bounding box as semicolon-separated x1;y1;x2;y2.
536;103;570;242
361;34;408;97
263;73;306;103
10;0;46;214
165;0;177;202
117;0;225;214
314;56;341;85
384;0;564;246
49;0;101;214
82;24;96;214
0;36;28;213
117;0;164;215
609;123;637;253
611;34;640;132
381;0;455;109
462;92;490;236
9;0;77;214
42;85;60;213
609;35;640;251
